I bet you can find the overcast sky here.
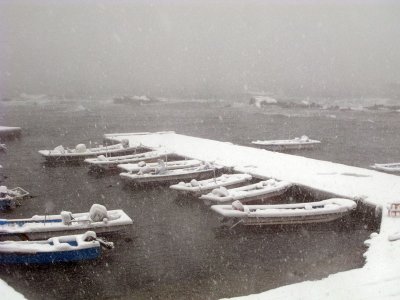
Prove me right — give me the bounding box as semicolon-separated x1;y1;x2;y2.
1;1;400;98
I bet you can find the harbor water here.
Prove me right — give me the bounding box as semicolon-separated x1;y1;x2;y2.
0;98;395;299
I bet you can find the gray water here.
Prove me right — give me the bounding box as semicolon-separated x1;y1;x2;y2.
0;99;392;299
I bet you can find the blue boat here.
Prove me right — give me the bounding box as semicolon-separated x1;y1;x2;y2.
0;231;112;264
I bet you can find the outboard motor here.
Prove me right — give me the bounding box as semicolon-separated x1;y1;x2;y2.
232;200;245;211
121;139;130;148
61;211;73;225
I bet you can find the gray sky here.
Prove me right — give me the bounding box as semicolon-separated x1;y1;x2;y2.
1;1;400;98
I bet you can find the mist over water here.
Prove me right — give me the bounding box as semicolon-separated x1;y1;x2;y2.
0;99;385;299
1;1;400;99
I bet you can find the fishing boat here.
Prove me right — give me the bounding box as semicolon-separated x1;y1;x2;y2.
0;231;114;264
200;179;292;205
372;162;400;173
38;139;144;162
251;135;321;151
84;150;175;171
0;126;22;139
0;204;133;240
120;163;223;185
118;159;202;173
211;198;357;226
0;186;30;211
170;173;252;197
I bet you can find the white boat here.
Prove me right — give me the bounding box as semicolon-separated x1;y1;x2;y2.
0;231;113;264
120;163;223;185
211;198;357;226
170;173;252;197
372;162;400;173
0;126;22;139
0;186;30;211
200;179;292;205
38;139;143;162
85;150;176;171
0;204;133;240
118;159;202;173
251;135;321;151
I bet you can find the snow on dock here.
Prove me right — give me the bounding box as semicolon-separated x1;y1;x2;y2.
105;131;400;299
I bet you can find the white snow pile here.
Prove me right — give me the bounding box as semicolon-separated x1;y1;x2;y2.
0;280;26;300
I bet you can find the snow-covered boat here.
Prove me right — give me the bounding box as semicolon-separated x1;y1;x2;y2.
0;186;30;211
0;231;113;264
118;159;202;173
170;173;252;197
38;139;143;162
120;163;223;185
372;162;400;173
84;149;175;171
211;198;357;226
0;126;22;139
200;179;292;205
251;135;321;151
0;204;133;240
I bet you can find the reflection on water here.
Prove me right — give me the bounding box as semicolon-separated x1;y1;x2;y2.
0;100;390;299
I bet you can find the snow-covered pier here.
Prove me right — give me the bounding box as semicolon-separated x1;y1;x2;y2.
105;131;400;299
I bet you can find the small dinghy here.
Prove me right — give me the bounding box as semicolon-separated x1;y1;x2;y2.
120;162;223;185
251;135;321;151
0;231;114;264
170;173;252;197
0;186;30;211
211;198;357;226
372;162;400;173
118;159;202;173
84;149;175;171
200;179;292;205
0;204;133;240
0;126;22;140
38;139;143;162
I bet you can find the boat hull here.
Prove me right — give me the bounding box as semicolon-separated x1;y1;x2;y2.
170;174;253;197
0;246;101;264
176;181;249;198
212;198;356;226
372;163;400;173
0;209;133;240
118;159;201;173
252;142;320;151
39;147;146;163
0;224;132;241
121;169;219;185
202;186;290;205
239;211;349;226
88;155;181;171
